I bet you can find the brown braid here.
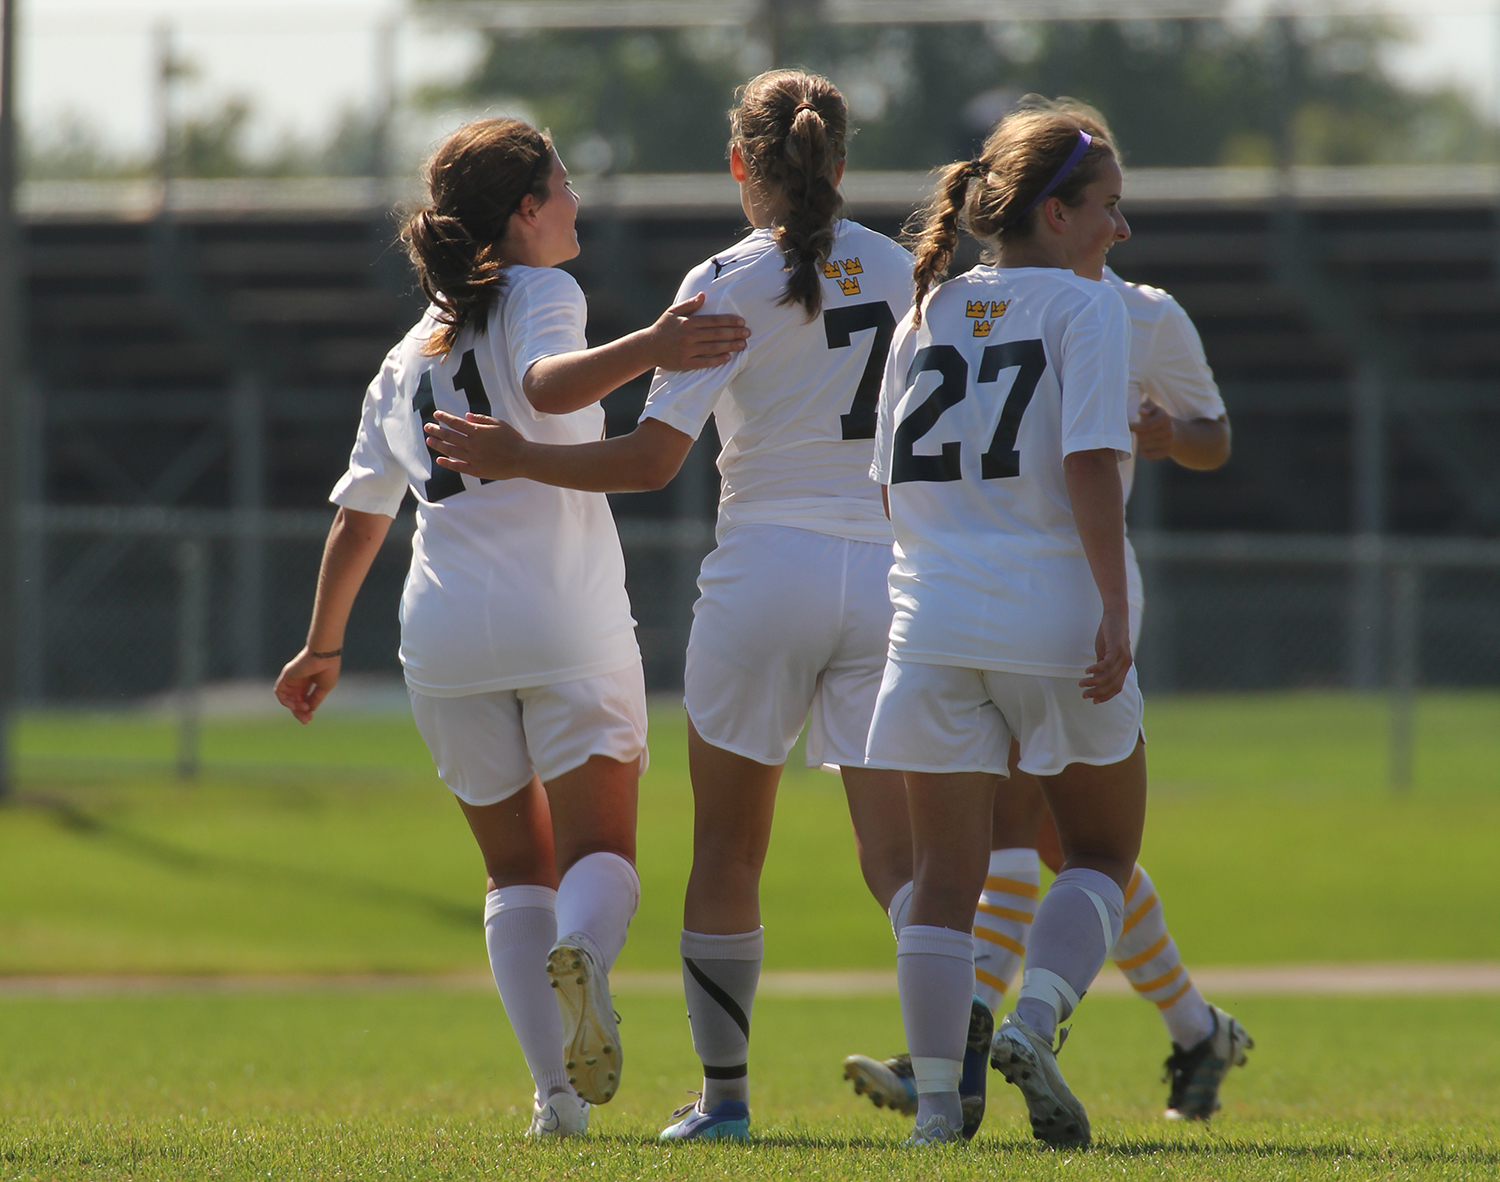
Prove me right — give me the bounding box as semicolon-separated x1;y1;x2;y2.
729;69;848;320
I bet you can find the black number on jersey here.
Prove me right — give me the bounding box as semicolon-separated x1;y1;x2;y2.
889;338;1048;484
978;339;1047;480
413;348;494;502
823;300;896;441
890;344;967;483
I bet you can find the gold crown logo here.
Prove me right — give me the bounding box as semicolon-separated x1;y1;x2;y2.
838;276;862;296
966;300;988;318
823;261;842;279
972;319;993;337
991;300;1011;318
840;257;863;275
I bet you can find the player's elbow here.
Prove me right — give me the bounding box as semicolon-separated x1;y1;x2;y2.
637;452;683;491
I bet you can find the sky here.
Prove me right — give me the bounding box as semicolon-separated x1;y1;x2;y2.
16;0;1500;166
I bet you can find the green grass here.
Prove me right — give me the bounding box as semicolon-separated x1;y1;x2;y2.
3;691;1498;975
4;691;1500;1178
2;989;1497;1179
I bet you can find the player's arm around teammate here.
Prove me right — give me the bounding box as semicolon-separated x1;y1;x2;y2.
864;108;1146;1148
429;71;923;1144
273;119;745;1139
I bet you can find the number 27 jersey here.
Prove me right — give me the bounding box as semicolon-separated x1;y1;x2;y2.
872;266;1132;677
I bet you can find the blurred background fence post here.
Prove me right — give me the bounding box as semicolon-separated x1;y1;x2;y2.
174;536;208;780
0;0;19;800
230;373;266;680
1388;562;1422;792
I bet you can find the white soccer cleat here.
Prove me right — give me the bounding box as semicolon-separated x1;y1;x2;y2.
903;1112;966;1147
1163;1005;1254;1121
990;1011;1091;1149
526;1089;589;1138
547;936;623;1106
843;1052;919;1116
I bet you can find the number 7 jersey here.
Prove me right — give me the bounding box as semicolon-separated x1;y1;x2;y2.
641;220;914;543
872;266;1133;677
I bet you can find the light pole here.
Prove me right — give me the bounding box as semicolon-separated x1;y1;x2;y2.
0;0;20;799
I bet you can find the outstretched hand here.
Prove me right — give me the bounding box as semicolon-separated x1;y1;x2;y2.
648;292;750;371
1080;609;1132;704
426;411;529;480
274;649;341;725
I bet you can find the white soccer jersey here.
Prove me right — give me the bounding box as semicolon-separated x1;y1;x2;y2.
872;266;1132;677
1104;267;1225;501
330;265;639;697
641;220;914;543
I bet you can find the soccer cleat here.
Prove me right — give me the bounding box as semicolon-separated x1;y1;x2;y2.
658;1095;751;1141
546;936;622;1106
842;1052;918;1116
526;1089;589;1138
959;995;994;1140
1163;1005;1254;1121
903;1112;966;1147
990;1011;1091;1149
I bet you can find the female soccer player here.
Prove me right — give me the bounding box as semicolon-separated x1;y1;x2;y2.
422;70;928;1142
272;117;748;1138
865;104;1141;1148
845;100;1249;1127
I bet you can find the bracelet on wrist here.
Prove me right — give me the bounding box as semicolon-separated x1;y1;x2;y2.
309;648;342;659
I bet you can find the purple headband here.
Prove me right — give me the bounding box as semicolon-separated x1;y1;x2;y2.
1004;129;1092;227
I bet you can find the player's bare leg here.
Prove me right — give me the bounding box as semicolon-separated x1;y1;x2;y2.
992;740;1146;1148
661;720;783;1141
840;766;913;912
894;770;998;1144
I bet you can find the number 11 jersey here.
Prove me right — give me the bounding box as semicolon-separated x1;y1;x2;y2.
641;220;914;543
872;266;1132;678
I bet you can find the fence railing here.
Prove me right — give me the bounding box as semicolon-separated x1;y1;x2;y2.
17;506;1500;787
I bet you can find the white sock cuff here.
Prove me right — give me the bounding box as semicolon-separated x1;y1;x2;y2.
561;851;641;914
988;847;1041;878
680;927;764;961
909;1056;962;1095
1018;966;1081;1018
887;881;914;941
1051;868;1124;948
484;885;557;923
897;924;974;962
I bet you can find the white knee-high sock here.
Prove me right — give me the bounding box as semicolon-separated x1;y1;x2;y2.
1016;868;1124;1042
896;923;974;1129
972;848;1039;1014
1112;863;1215;1048
554;851;641;971
484;886;570;1099
887;880;914;940
680;928;763;1108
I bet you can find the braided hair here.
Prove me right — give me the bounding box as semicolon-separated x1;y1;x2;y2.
730;69;848;320
907;96;1117;326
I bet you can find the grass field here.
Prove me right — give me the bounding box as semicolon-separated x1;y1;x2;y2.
3;690;1499;1179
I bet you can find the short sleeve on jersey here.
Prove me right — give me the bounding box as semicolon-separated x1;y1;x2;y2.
1145;298;1225;421
1058;287;1133;460
330;365;410;518
499;268;589;418
640;271;747;441
871;313;918;485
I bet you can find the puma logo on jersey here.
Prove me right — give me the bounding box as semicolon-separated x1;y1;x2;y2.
712;257;728;280
838;257;863;275
823;261;841;279
990;300;1011;318
838;276;861;296
972;319;994;337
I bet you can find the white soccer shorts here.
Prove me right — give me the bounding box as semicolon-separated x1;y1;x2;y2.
684;523;894;769
408;662;648;806
864;658;1143;778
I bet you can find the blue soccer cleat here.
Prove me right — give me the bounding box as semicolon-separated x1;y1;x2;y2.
658;1096;750;1141
959;995;994;1139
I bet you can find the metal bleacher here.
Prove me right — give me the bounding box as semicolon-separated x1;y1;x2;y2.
15;166;1500;699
